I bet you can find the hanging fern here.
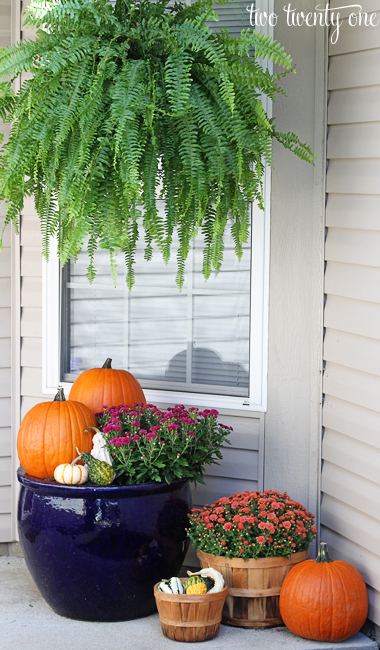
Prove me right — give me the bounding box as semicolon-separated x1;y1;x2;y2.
0;0;316;288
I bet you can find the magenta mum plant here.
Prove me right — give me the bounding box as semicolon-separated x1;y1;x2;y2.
188;490;317;560
96;403;232;485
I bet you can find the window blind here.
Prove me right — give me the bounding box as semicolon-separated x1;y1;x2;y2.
61;0;255;398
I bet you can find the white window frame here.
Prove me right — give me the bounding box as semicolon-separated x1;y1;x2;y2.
42;0;272;412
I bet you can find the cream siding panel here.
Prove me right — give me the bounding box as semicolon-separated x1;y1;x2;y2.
328;49;380;89
0;514;12;542
321;461;380;520
323;20;380;625
0;486;11;514
0;398;10;427
0;456;11;486
21;307;42;338
328;86;380;124
21;367;43;398
0;368;11;397
326;194;380;230
325;228;380;266
21;277;42;308
327;159;380;194
0;338;11;367
325;262;380;303
324;295;380;340
0;308;11;337
0;248;11;275
327;123;380;158
368;586;380;628
21;246;42;277
330;0;380;17
0;429;11;457
329;18;380;56
324;329;380;377
21;337;42;368
0;278;11;307
20;217;42;247
323;395;380;448
322;430;380;485
0;218;11;246
324;362;380;414
321;494;380;559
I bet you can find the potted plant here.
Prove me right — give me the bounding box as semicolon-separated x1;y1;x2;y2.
0;0;316;288
17;399;232;621
187;489;317;628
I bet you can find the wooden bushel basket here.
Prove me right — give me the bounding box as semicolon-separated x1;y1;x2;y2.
197;549;308;629
154;578;228;642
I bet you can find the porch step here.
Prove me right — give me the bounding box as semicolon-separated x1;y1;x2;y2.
0;557;377;650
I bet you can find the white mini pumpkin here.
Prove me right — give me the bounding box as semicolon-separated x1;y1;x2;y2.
54;462;88;485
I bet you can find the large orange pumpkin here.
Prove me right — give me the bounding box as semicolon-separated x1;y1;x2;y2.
68;358;146;416
279;542;368;642
17;388;96;479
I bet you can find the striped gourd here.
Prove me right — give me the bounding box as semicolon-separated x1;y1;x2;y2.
54;463;88;485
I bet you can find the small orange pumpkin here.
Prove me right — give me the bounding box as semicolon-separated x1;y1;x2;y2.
17;388;96;479
68;358;146;416
279;542;368;642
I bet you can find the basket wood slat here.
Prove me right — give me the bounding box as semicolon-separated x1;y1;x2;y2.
197;549;309;629
154;578;228;642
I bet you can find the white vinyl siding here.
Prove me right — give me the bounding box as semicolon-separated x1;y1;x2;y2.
322;2;380;625
0;0;12;541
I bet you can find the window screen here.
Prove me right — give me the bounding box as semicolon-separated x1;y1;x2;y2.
61;0;256;398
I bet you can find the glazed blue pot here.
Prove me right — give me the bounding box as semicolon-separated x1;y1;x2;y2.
17;468;191;621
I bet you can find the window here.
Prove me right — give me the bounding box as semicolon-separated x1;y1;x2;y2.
43;0;271;412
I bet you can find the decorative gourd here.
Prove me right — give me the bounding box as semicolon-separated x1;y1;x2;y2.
54;462;88;485
186;568;224;594
157;580;173;594
17;388;96;479
68;358;146;416
279;542;368;642
87;427;113;465
157;577;185;594
186;575;208;595
77;451;115;486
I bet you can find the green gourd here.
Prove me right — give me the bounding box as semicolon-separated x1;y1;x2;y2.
203;577;215;592
75;449;114;486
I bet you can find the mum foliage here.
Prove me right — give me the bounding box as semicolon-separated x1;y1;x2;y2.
188;490;317;560
0;0;316;288
97;402;232;484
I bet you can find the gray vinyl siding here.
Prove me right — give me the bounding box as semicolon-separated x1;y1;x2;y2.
0;0;12;541
322;2;380;625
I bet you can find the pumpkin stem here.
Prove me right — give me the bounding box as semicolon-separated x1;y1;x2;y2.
72;447;83;466
315;542;333;563
102;358;112;369
85;426;100;435
54;387;66;402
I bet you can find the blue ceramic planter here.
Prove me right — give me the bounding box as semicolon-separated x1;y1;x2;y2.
17;468;191;621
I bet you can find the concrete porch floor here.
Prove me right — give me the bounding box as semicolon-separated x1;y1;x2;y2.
0;557;377;650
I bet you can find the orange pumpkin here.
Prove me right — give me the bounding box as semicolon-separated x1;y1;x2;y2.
68;358;146;416
17;388;96;479
279;542;368;642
